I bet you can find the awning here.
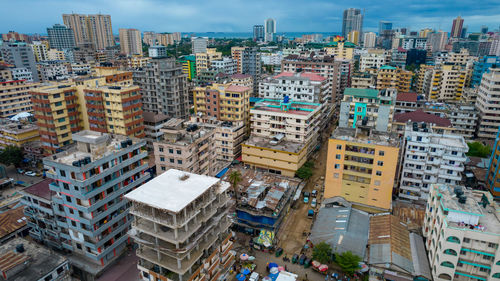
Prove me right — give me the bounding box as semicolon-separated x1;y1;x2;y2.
215;167;229;178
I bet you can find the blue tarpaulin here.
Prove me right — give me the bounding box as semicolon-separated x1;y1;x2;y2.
215;167;229;178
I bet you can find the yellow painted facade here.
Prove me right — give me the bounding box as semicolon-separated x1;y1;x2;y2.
376;67;412;92
324;138;399;212
195;48;222;75
324;42;355;60
0;123;39;148
241;143;309;177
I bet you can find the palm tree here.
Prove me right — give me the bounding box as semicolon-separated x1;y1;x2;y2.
228;170;242;205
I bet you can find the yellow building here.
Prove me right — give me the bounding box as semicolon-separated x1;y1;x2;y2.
47;49;65;61
428;64;467;101
128;55;151;68
376;65;412;92
347;31;360;45
193;83;251;128
324;127;400;212
195;48;222;75
31;68;144;154
31;42;48;62
242;99;323;177
0;121;39;148
0;80;39;118
324;41;355;60
231;46;246;73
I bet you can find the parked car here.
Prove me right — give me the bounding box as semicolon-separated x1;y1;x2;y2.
311;198;317;208
17;169;24;174
311;189;317;198
249;272;259;281
25;171;37;177
307;209;314;218
299;254;307;265
303;191;310;203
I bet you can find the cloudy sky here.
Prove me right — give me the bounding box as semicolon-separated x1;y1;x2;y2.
1;0;500;34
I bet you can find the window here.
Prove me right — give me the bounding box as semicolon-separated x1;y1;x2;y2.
176;150;181;155
376;171;382;176
377;161;383;166
336;154;341;160
417;136;422;141
60;170;66;177
169;148;174;154
177;160;183;164
379;151;384;156
170;159;174;163
334;164;340;169
336;145;342;150
463;238;470;243
160;157;165;162
159;147;164;152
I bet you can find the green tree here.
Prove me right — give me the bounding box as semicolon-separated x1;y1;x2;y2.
0;145;23;167
466;142;492;158
312;242;332;264
228;170;242;205
296;161;314;180
336;251;361;276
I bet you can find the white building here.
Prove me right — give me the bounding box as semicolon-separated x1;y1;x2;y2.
399;123;468;203
211;57;237;75
11;67;33;82
148;45;167;58
363;32;376;48
259;72;328;103
261;52;283;65
423;184;500;281
191;37;208;54
125;169;235;281
70;62;91;75
359;50;389;71
37;61;69;81
477;68;500;139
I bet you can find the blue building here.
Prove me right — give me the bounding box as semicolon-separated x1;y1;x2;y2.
27;130;150;280
472;56;500;87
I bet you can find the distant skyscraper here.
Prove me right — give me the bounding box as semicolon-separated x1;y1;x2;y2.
253;25;264;42
481;25;488;34
0;42;39;82
429;31;448;52
363;32;376;48
342;8;363;39
47;24;75;51
119;28;142;55
191;37;208;54
379;21;393;34
461;26;468;38
451;16;464;38
62;13;114;50
265;18;276;42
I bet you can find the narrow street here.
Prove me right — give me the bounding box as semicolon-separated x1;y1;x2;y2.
276;123;334;256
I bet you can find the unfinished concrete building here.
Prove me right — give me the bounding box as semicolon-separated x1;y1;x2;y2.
125;169;235;281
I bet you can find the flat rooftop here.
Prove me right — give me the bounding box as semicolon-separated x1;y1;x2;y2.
0;237;67;281
252;99;321;116
332;127;400;147
125;169;230;213
436;185;500;235
244;135;306;154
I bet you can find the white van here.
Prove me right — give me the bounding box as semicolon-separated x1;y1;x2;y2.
249;272;259;281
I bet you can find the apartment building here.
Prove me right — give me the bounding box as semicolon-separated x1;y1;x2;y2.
63;13;115;50
376;65;412;92
351;72;376;89
31;68;143;154
399;122;468;203
47;24;76;50
416;64;436;96
39;130;150;280
195;48;222;75
178;55;197;81
231;73;253;89
193;83;251;126
125;169;234;281
214;120;245;161
133;58;189;119
0;42;40;82
0;120;39;148
477;68;500;139
230;47;261;91
128;55;151;68
153;118;223;176
143;111;169;150
148;45;167;58
423;185;500;281
192;37;208;54
48;49;66;61
119;28;142;56
211;57;237;75
281;54;351;110
427;64;468;101
11;67;34;82
338;88;396;132
31;41;49;62
242;98;322;177
323;41;355;60
392;110;453;136
486;127;500;198
0;80;39;118
37;60;70;81
324;127;400;212
359;49;389;71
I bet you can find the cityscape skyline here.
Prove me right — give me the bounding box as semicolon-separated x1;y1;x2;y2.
1;0;500;34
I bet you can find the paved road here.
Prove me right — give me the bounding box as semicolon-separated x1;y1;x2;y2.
97;250;141;281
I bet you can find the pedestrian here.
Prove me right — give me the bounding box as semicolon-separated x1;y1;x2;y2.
305;273;308;281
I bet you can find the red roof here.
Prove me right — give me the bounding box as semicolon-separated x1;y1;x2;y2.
226;84;251;92
231;73;252;79
394;110;452;127
23;179;54;200
396;92;418;103
274;71;326;82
